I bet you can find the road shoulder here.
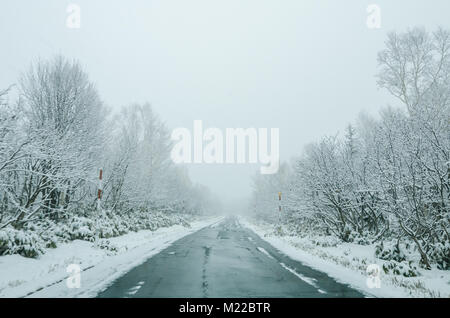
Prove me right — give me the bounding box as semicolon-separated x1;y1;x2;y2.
238;217;450;298
0;216;223;298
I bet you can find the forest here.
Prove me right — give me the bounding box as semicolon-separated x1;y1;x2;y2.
0;56;217;258
251;28;450;273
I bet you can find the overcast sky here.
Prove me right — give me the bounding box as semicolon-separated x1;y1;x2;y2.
2;0;450;204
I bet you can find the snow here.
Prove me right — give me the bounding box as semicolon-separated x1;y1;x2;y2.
0;216;223;298
239;217;450;298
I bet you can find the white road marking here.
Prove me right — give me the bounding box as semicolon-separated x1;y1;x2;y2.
247;237;253;242
279;262;326;294
126;281;145;295
127;287;140;295
257;247;274;259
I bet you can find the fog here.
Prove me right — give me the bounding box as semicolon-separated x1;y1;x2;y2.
2;0;450;205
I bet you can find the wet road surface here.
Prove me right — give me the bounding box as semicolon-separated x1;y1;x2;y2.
97;217;365;298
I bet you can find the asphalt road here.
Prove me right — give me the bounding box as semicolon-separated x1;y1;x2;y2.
97;217;365;298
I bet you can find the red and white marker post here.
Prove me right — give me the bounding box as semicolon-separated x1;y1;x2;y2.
97;168;103;211
278;191;282;223
278;191;282;212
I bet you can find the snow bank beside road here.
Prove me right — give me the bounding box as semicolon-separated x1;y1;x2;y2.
239;217;450;298
0;216;223;298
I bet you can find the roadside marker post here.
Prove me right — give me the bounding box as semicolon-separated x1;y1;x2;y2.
97;168;103;211
278;192;282;224
278;192;282;212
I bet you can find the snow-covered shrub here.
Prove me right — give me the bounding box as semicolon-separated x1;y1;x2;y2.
142;211;190;231
428;242;450;270
347;230;372;245
53;223;72;243
284;221;320;238
311;236;340;248
0;210;195;259
170;213;191;228
112;215;132;235
94;215;120;238
273;225;285;237
382;260;419;277
67;216;96;242
25;219;59;248
39;231;58;248
94;239;120;254
375;241;407;262
0;227;45;258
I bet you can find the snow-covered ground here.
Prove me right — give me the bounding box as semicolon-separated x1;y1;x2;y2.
0;216;223;298
239;217;450;298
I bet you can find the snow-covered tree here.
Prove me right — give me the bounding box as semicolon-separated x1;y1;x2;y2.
250;163;290;223
0;56;215;258
251;28;449;269
15;56;107;222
